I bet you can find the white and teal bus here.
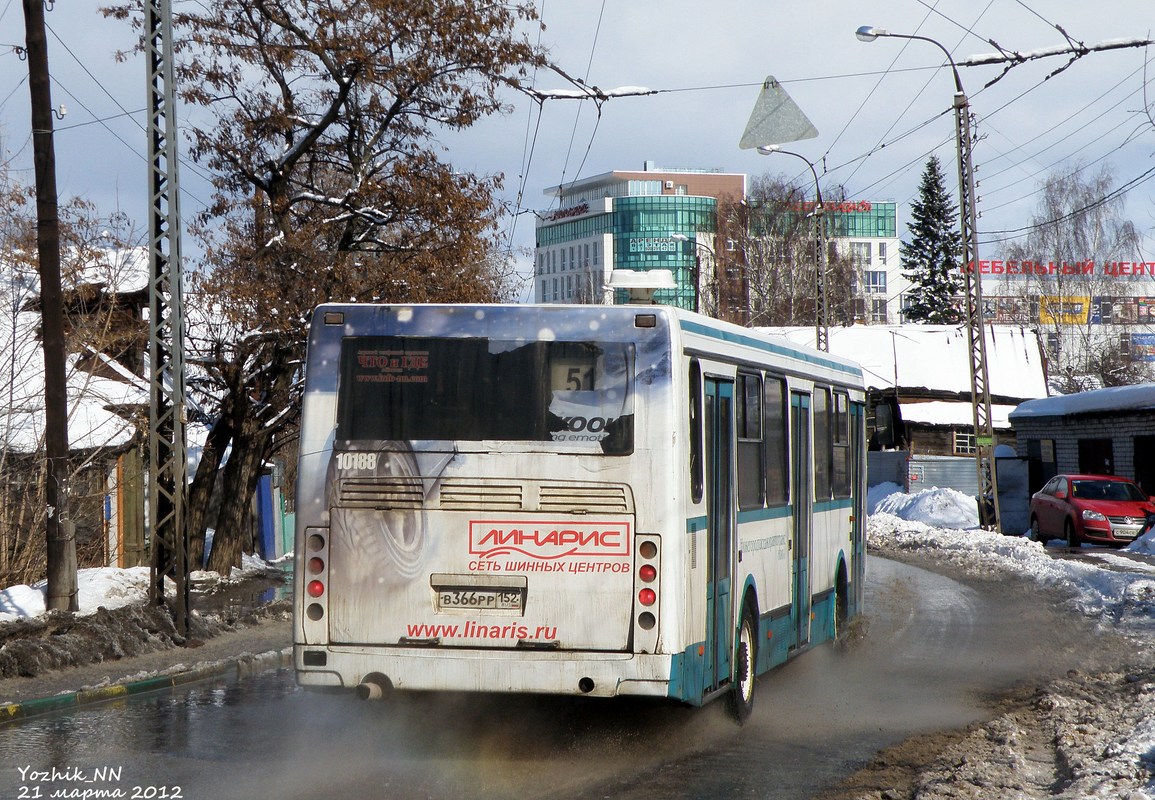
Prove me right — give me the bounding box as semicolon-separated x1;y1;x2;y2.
293;303;866;720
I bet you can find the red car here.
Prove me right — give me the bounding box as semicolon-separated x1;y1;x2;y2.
1029;473;1155;547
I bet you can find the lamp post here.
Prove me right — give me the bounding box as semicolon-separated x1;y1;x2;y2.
756;145;828;352
670;232;714;314
856;25;1000;531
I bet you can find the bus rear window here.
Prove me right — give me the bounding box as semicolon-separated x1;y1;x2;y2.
335;336;634;454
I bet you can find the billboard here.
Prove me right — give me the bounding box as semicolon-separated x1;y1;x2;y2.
1132;333;1155;362
1039;295;1090;325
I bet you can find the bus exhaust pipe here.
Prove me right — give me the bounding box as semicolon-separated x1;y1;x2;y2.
578;677;595;694
356;674;392;701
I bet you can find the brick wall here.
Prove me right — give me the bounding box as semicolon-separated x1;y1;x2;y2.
1012;413;1150;479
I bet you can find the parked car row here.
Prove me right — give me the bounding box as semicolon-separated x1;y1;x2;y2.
1029;473;1155;547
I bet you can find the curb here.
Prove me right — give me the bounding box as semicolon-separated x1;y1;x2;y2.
0;646;292;724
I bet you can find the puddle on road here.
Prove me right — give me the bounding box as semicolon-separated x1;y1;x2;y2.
191;562;293;615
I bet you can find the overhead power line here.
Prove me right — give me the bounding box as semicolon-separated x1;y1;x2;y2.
981;162;1155;242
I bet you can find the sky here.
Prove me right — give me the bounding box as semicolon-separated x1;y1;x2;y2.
1;1;1153;301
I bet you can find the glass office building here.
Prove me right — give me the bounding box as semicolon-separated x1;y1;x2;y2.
534;166;744;310
533;165;902;323
611;196;717;309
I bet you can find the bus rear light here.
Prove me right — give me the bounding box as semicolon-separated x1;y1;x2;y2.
308;557;324;575
307;580;325;598
633;535;661;651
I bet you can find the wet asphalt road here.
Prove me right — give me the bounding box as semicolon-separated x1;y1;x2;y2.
0;555;1114;800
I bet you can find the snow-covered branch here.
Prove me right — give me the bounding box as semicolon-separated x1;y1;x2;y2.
524;84;657;101
961;37;1154;67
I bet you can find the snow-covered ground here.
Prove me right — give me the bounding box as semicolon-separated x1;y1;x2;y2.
869;481;1155;800
0;553;282;623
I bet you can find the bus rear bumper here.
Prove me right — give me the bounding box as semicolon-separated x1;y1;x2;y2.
294;644;674;699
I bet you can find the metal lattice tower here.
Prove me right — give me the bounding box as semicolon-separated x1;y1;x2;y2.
145;0;189;633
855;27;1001;530
953;92;1001;530
814;206;828;353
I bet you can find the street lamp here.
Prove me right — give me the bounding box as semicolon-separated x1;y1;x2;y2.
756;145;828;352
854;26;966;92
670;232;713;314
857;24;1001;531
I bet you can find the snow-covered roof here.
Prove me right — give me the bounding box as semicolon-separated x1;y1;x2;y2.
1009;382;1155;421
72;247;149;294
4;246;150;297
0;246;151;455
756;324;1047;400
899;400;1017;430
0;310;147;453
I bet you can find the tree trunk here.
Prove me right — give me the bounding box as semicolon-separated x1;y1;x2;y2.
185;416;233;568
204;416;269;574
198;337;300;574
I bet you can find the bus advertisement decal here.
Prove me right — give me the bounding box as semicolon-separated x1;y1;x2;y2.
403;621;559;643
469;519;631;560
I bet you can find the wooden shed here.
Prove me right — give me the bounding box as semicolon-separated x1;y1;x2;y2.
758;324;1049;456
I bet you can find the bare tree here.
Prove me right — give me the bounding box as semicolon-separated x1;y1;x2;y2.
719;174;860;327
104;0;548;571
994;164;1147;390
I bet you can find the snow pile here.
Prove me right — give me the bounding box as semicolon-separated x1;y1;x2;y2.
191;552;281;588
1127;533;1155;556
0;567;155;623
868;481;980;529
0;555;283;624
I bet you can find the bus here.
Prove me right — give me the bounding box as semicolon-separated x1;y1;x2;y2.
293;302;866;720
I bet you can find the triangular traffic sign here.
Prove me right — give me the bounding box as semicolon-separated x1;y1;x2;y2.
739;76;818;149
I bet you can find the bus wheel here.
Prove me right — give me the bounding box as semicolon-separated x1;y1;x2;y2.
728;605;757;724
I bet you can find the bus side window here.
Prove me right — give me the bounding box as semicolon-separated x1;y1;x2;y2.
832;392;852;498
813;386;832;500
764;376;788;506
737;371;765;510
689;361;703;504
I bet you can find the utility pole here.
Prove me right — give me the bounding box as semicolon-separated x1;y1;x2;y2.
857;26;1001;531
953;90;1001;531
23;0;78;611
146;0;189;635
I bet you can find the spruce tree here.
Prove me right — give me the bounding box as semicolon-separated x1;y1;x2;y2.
900;155;965;323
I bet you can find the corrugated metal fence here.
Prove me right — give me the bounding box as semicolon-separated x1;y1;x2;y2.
867;452;1030;535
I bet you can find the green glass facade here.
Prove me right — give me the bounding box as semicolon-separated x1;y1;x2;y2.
536;194;718;310
826;202;896;238
536;213;615;248
611;196;717;310
748;201;897;240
